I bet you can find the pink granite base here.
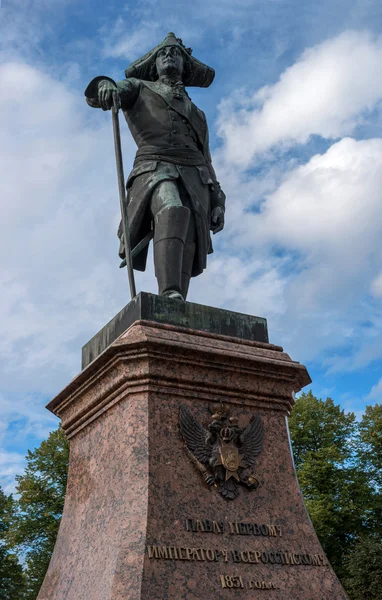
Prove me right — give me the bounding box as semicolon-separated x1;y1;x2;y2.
37;320;349;600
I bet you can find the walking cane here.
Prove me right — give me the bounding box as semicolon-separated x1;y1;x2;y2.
111;96;137;300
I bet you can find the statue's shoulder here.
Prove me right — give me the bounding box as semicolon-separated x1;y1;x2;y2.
125;76;141;85
194;105;206;121
189;100;206;124
120;77;142;89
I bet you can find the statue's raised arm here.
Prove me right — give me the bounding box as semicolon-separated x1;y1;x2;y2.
85;32;226;301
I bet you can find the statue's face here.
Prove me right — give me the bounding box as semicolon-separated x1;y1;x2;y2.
156;46;184;78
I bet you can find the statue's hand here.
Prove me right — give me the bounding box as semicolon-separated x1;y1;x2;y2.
210;206;225;234
98;81;121;111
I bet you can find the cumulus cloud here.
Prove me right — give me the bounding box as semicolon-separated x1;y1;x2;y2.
370;272;382;297
0;450;27;495
252;138;382;267
259;137;382;358
0;0;77;63
101;18;164;61
0;390;57;494
190;254;287;319
217;30;382;167
210;137;382;362
100;12;204;63
211;30;382;365
366;377;382;402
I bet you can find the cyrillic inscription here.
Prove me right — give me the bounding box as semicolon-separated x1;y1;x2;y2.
231;549;326;566
146;545;326;566
147;545;225;562
228;521;282;537
184;518;282;537
185;519;225;534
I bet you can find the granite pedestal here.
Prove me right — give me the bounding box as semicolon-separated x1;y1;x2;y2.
37;294;349;599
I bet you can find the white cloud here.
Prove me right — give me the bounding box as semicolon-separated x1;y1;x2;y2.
100;11;205;63
209;137;382;363
0;391;57;492
366;377;382;402
217;30;382;167
0;450;26;495
252;137;382;267
0;0;76;63
190;254;287;319
101;18;165;61
370;272;382;297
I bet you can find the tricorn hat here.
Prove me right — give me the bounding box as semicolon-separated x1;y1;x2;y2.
124;32;215;88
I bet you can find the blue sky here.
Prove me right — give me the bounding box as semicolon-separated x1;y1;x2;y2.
1;0;382;493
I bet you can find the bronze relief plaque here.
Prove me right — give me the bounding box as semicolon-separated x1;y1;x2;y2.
179;403;264;500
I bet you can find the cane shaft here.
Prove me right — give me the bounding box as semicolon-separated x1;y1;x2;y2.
111;104;136;299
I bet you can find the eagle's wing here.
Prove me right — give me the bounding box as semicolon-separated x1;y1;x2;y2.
239;415;264;470
179;405;212;464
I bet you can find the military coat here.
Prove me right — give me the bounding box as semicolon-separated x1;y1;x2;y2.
87;77;225;276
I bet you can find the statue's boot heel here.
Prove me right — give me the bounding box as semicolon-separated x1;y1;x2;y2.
154;206;190;299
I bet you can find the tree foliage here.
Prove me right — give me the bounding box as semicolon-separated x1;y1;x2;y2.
289;392;356;466
343;536;382;600
358;403;382;485
289;393;381;596
358;404;382;533
8;427;69;599
0;487;25;599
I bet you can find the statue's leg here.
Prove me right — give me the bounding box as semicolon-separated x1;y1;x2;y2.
181;214;196;300
151;180;190;300
177;181;197;300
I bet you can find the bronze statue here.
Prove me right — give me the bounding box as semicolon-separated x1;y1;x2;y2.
85;32;226;301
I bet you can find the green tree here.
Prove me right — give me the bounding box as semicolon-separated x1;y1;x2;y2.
288;392;374;580
289;391;356;467
344;536;382;600
0;486;25;599
358;403;382;491
9;427;69;599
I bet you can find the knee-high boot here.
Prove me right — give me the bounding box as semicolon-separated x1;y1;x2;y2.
181;241;195;300
154;206;190;299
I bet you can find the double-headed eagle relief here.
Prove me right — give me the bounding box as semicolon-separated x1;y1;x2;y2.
179;403;264;500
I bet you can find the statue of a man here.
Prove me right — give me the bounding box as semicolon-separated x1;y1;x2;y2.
85;32;226;301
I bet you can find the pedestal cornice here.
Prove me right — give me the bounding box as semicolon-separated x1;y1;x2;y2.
48;320;311;439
